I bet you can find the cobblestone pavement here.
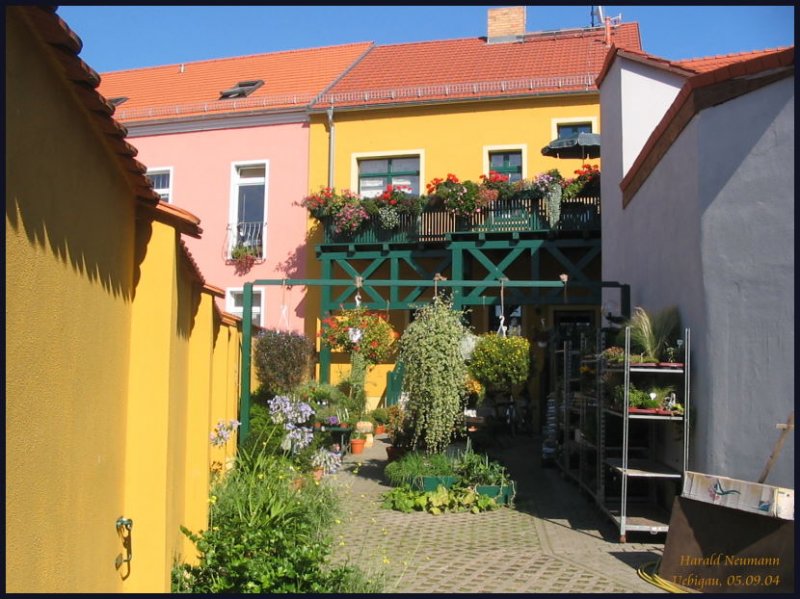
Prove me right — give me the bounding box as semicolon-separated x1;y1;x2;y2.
327;434;666;594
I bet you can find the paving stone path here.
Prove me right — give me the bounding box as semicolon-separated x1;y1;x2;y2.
327;434;666;594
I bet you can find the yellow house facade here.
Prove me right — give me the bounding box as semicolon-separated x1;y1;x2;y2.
6;6;244;592
303;12;641;412
306;98;602;406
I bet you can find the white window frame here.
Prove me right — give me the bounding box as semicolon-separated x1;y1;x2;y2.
229;160;269;259
482;145;527;181
226;287;264;327
146;166;173;203
350;149;426;198
550;117;598;141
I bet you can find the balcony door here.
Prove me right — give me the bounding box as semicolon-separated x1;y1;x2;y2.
229;161;268;259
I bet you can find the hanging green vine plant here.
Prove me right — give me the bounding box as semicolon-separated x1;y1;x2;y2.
546;182;562;228
398;297;469;454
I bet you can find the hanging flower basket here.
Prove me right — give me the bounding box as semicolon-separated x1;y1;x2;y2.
319;307;398;364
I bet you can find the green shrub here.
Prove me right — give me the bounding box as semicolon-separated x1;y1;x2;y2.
468;333;531;396
173;444;381;593
399;297;469;453
254;329;314;396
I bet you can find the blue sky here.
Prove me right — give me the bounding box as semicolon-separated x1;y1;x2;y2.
57;5;795;74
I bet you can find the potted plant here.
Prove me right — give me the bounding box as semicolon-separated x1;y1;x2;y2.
426;173;481;219
397;297;470;453
455;449;516;505
468;333;531;401
478;170;514;202
619;305;681;364
659;340;685;368
384;451;460;491
310;447;342;477
370;407;389;435
230;244;258;274
349;431;366;455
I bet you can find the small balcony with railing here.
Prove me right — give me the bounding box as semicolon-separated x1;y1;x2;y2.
319;195;600;245
227;221;265;261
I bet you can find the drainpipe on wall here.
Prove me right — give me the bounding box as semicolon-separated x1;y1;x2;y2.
319;105;335;385
326;106;335;188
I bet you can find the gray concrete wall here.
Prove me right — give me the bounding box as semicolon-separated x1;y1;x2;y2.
603;75;794;489
695;77;794;488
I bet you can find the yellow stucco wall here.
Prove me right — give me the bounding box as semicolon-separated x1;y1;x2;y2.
183;289;215;563
306;96;601;402
309;97;600;195
7;8;247;592
124;219;181;591
5;9;136;593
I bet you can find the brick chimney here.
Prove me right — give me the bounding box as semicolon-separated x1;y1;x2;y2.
487;6;526;44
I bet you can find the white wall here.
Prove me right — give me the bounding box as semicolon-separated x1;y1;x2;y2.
600;58;685;319
619;61;685;174
603;74;794;488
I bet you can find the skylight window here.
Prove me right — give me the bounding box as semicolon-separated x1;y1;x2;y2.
219;80;264;99
108;96;128;107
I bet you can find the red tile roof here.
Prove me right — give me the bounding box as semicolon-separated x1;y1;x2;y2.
312;23;641;109
98;43;374;123
17;6;160;205
620;46;794;205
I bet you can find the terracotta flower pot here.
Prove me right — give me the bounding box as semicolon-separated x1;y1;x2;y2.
313;468;324;482
375;424;386;435
350;438;366;455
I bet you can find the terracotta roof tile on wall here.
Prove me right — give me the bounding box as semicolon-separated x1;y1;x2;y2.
620;46;794;205
312;23;641;109
596;45;794;87
18;6;161;205
98;42;374;122
673;47;794;73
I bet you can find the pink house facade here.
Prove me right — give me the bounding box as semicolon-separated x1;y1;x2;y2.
125;123;309;331
98;42;374;331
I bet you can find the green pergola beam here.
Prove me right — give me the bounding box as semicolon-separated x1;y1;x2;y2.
239;276;630;445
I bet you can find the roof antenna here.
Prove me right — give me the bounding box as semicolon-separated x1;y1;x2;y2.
591;6;605;28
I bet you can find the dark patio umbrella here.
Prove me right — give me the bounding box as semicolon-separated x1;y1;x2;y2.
541;132;601;159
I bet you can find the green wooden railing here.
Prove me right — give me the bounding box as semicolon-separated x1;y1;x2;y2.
322;196;600;244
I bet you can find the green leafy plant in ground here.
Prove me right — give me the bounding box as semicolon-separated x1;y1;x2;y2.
383;451;458;487
380;485;498;514
455;449;511;486
399;296;469;453
173;442;381;593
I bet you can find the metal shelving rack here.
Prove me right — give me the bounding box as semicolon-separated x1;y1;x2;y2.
597;327;691;543
554;332;602;499
554;341;581;481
